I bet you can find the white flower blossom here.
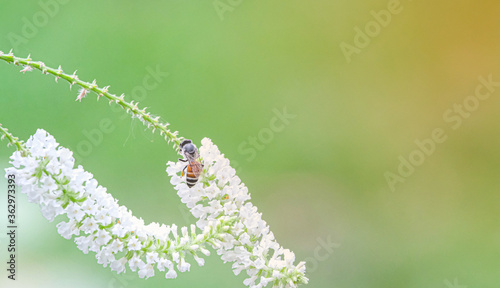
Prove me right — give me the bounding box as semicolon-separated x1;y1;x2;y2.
110;257;127;274
145;252;159;264
177;258;191;273
56;219;79;239
138;263;155;279
95;229;112;246
165;268;177;279
108;239;124;253
81;217;99;233
66;203;85;221
128;255;144;272
96;246;115;267
75;236;92;254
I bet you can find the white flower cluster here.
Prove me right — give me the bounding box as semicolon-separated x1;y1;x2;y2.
5;129;234;280
167;138;308;288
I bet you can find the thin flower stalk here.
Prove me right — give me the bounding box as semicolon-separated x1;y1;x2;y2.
0;123;28;156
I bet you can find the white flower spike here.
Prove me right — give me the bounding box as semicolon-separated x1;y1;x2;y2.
6;130;233;281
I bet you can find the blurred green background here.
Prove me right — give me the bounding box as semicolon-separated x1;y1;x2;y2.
1;0;500;287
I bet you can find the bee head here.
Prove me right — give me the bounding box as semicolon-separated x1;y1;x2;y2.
180;139;198;158
184;143;196;155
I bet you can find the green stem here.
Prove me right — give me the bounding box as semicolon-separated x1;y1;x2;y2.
0;123;28;156
0;50;184;150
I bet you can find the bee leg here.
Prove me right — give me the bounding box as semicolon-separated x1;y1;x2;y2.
179;158;188;162
181;165;187;177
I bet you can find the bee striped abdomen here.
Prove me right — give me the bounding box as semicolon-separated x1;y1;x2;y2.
185;164;199;187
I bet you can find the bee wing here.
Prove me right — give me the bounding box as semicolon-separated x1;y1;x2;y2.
183;148;203;177
191;160;203;178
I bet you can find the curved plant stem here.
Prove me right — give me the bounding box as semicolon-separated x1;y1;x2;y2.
0;123;28;156
0;50;183;150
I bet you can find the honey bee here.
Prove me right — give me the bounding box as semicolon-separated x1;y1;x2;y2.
179;139;203;188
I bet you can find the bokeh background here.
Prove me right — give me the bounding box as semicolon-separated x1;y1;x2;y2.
1;1;500;287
